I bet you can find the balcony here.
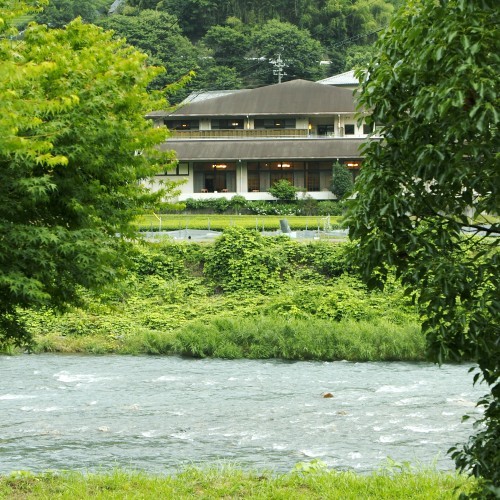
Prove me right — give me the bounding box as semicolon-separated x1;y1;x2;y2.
169;129;309;139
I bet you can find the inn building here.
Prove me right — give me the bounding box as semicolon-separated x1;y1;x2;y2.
147;75;376;201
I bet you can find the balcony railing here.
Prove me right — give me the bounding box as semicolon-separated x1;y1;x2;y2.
169;129;309;139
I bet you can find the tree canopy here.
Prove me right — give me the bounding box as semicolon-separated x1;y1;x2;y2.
346;0;499;493
28;0;401;96
0;0;179;347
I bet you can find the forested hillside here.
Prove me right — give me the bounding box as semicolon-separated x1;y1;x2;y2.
28;0;402;102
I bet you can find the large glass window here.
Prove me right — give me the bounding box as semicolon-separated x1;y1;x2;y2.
195;162;236;192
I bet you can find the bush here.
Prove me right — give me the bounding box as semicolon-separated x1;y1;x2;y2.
317;201;345;216
203;227;289;293
246;201;298;216
268;179;299;201
297;195;319;215
183;197;230;213
229;195;247;214
330;162;354;200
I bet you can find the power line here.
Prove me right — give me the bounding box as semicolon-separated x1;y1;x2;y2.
330;26;387;49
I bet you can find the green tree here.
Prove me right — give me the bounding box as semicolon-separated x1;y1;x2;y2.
330;162;354;200
343;44;375;72
158;0;224;39
97;9;200;99
188;65;243;92
249;20;325;85
346;0;499;495
0;1;180;347
201;25;250;72
34;0;107;27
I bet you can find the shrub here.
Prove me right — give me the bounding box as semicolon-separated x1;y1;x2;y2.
330;162;354;200
203;227;288;293
297;195;319;215
268;179;299;201
317;201;345;216
229;195;247;214
246;201;298;216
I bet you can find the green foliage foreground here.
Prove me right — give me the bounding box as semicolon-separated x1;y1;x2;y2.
0;1;180;348
347;0;499;495
0;466;479;499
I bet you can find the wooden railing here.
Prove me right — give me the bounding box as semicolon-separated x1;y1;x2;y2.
169;129;309;139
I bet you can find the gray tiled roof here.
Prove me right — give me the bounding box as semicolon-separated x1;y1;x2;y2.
160;138;368;161
147;80;358;118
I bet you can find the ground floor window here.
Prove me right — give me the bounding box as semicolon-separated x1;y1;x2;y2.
247;161;333;192
190;159;361;193
193;162;236;192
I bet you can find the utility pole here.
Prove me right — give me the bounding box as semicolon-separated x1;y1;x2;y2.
270;51;287;84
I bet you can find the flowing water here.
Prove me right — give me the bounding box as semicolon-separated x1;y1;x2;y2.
0;355;484;474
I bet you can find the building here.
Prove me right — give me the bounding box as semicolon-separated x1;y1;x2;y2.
316;69;359;90
147;78;375;201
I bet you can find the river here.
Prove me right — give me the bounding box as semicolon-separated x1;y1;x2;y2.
0;355;484;475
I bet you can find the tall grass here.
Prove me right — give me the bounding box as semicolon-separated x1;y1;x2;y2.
0;467;478;499
28;316;425;361
154;316;425;361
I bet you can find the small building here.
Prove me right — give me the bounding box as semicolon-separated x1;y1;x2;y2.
316;70;359;91
147;78;376;201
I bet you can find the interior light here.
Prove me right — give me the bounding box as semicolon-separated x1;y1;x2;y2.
213;164;227;169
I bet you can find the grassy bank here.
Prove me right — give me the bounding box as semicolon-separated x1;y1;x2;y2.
0;467;478;499
29;317;424;360
11;230;425;360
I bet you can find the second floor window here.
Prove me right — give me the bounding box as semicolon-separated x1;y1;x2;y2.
344;124;355;135
211;119;244;129
254;118;296;129
363;123;373;134
164;120;199;130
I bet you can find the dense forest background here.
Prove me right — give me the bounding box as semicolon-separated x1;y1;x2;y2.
27;0;403;103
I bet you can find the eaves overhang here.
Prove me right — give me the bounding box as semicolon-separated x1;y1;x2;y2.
159;138;372;161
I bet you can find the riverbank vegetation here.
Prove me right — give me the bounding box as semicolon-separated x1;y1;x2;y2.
0;466;478;499
12;228;425;360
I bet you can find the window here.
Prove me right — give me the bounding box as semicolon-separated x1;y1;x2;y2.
363;123;373;134
318;125;334;136
164;120;199;130
248;172;260;191
164;162;189;176
344;124;355;135
254;118;296;129
211;119;244;129
307;172;320;191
